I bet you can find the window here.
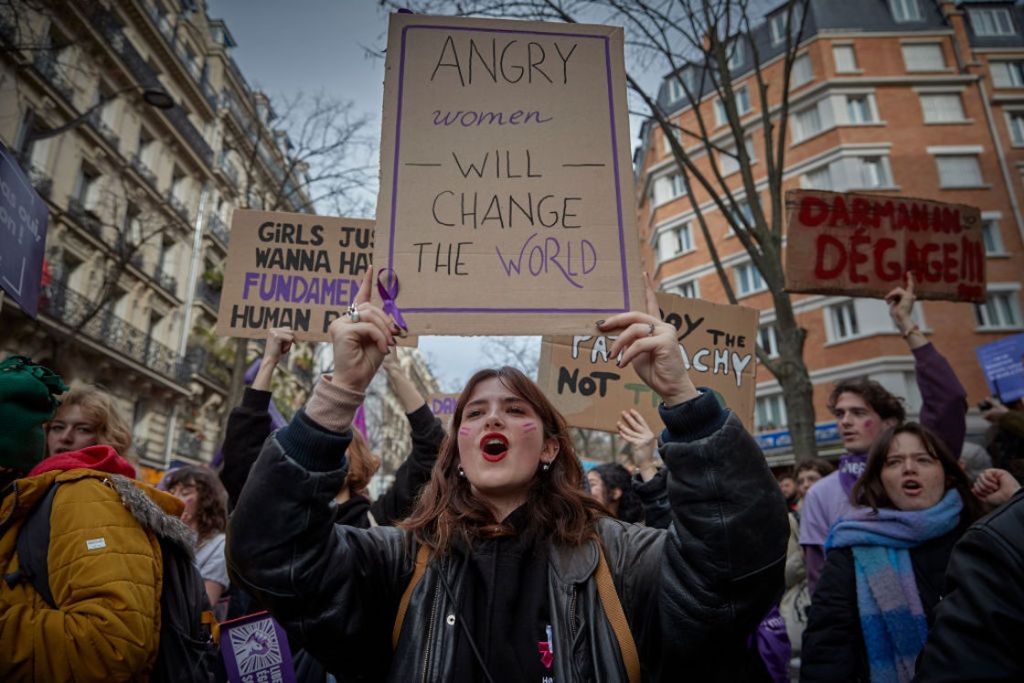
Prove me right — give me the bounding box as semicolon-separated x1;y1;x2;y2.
1009;111;1024;146
992;61;1024;88
653;172;686;204
715;87;751;126
804;165;833;190
828;301;860;341
756;395;787;432
846;95;873;123
656;222;694;262
902;44;945;72
730;200;754;229
856;156;889;188
759;324;779;358
770;3;806;45
833;45;858;73
793;103;823;141
667;71;692;102
936;155;983;188
677;279;699;299
969;8;1015;36
890;0;922;23
72;164;101;209
720;136;755;175
123;203;142;245
728;38;745;71
792;54;813;87
920;93;966;123
735;263;766;296
675;222;694;253
975;290;1022;329
981;217;1005;255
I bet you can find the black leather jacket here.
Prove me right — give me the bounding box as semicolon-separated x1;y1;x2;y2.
228;394;787;682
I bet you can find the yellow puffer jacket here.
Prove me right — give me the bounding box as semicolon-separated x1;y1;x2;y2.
0;468;187;682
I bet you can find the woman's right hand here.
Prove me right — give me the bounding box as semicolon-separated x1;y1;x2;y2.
327;267;399;394
972;468;1021;507
618;408;659;480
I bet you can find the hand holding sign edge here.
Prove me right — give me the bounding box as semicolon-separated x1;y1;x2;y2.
598;273;699;408
328;266;397;395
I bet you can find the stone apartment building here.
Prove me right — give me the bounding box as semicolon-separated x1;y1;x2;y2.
0;0;325;477
634;0;1024;465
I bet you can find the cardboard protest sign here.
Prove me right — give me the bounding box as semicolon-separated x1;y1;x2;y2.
784;190;985;303
216;210;373;341
427;392;461;427
975;332;1024;404
372;13;642;335
536;292;759;432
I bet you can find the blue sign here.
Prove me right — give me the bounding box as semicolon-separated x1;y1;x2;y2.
755;421;841;452
0;142;48;317
975;333;1024;403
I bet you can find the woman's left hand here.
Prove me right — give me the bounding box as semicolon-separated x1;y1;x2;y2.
600;274;699;407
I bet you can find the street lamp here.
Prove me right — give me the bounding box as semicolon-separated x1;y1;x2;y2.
27;85;175;143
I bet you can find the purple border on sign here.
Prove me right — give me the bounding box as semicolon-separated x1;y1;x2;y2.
389;24;630;314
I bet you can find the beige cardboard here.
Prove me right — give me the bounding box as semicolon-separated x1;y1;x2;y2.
426;392;462;429
536;292;759;432
784;190;986;303
372;13;643;336
216;210;374;341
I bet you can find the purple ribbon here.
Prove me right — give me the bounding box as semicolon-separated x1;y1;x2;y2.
377;268;408;332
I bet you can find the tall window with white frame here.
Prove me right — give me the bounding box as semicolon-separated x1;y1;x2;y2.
935;155;983;188
992;61;1024;88
981;217;1005;256
833;44;858;73
677;280;699;299
968;8;1016;37
759;324;779;358
770;4;805;46
735;262;766;297
975;290;1022;330
890;0;922;23
1008;111;1024;146
828;300;860;341
856;156;889;189
676;222;693;253
727;38;745;71
902;43;945;72
792;53;814;87
846;95;873;124
756;394;787;432
920;93;966;123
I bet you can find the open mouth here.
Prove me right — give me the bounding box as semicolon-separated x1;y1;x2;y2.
480;433;509;462
902;480;923;495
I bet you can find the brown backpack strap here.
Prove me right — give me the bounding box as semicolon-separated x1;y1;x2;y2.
392;543;430;650
595;545;641;683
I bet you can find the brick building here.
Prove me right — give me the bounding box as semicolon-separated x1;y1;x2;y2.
634;0;1024;465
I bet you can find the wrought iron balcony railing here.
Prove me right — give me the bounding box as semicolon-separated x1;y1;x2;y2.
176;428;202;460
32;50;74;102
207;213;230;246
169;195;191;223
196;279;221;310
130;152;159;190
66;197;105;241
185;345;231;388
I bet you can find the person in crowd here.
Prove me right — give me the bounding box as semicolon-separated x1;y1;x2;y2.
780;457;833;674
800;274;967;593
228;269;788;682
800;423;984;683
794;459;835;508
914;469;1023;681
616;408;671;529
958;441;992;486
980;396;1024;482
165;465;230;608
586;462;643;523
0;364;193;681
778;473;799;511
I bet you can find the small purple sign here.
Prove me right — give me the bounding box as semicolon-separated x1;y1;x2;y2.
220;611;297;683
0;141;48;317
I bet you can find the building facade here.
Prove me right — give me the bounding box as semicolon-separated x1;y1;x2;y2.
0;0;315;474
634;0;1024;464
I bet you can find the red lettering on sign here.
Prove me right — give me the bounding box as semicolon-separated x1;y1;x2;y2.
799;196;830;227
814;234;847;279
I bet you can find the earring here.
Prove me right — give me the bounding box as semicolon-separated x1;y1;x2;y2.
541;462;551;472
458;466;466;478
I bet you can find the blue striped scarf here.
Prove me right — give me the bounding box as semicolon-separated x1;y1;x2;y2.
825;490;962;683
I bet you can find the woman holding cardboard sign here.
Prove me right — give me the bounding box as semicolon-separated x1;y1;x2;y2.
228;268;787;682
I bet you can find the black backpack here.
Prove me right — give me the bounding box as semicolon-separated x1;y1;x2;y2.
8;482;219;682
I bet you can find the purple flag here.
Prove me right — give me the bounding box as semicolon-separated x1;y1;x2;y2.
220;611;296;683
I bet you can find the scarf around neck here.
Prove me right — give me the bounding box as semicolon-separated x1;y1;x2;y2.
826;490;963;683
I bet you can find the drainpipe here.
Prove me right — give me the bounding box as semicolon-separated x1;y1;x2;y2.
164;184;210;466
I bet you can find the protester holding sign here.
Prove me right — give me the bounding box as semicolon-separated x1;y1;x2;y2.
799;274;969;593
227;268;787;682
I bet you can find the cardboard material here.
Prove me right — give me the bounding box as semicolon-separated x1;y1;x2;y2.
536;292;759;432
784;190;985;303
975;332;1024;404
427;392;462;428
373;13;643;335
216;210;374;341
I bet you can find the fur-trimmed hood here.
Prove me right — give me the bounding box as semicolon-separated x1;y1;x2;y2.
107;473;195;555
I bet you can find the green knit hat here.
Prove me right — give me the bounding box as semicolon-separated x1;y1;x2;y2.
0;355;69;472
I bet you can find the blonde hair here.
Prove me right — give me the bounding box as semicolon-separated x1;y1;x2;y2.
52;385;133;456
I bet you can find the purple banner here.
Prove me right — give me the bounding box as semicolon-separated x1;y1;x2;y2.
220;611;297;683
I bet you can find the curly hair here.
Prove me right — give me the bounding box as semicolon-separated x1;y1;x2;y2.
852;422;984;523
590;463;643;523
50;385;132;455
402;367;607;554
827;378;906;424
165;465;229;542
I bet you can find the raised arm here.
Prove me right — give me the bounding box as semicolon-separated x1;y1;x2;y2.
597;275;788;671
886;273;967;455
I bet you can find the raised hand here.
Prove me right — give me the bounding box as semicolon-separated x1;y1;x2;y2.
599;273;698;407
328;266;399;395
263;327;294;365
617;408;659;480
885;272;916;332
972;468;1021;507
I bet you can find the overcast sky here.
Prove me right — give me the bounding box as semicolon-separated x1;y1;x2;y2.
206;0;654;390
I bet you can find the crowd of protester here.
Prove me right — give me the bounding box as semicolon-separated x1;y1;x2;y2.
2;270;1023;682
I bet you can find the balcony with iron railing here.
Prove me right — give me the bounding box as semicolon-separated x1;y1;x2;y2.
207;213;230;247
40;278;189;384
169;194;191;224
25;164;53;199
185;345;231;389
129;152;159;191
175;427;202;460
32;50;74;102
153;265;178;297
86;111;121;151
196;279;221;310
66;197;106;242
217;152;240;190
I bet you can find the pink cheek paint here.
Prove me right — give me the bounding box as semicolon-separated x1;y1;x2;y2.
522;424;537;433
864;420;873;430
458;427;471;436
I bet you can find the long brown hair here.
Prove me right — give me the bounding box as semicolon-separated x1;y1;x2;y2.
852;422;984;523
402;367;606;553
346;430;381;498
165;465;229;541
